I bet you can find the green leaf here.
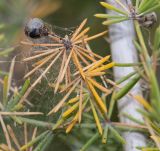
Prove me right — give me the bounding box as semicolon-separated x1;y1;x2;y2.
102;18;128;25
33;131;54;151
19;117;54;128
136;0;141;10
149;69;160;113
6;57;16;106
108;92;116;118
109;126;126;144
10;115;22;124
136;108;160;123
114;74;141;101
133;40;142;53
90;99;103;135
80;133;99;151
7;79;30;110
95;14;125;19
3;76;8;105
20;131;49;151
100;2;128;15
102;124;109;144
154;26;160;51
121;113;145;125
116;71;137;85
139;4;160;16
115;63;140;67
138;0;157;13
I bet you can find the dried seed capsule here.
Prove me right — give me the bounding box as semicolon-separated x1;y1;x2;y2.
138;12;157;28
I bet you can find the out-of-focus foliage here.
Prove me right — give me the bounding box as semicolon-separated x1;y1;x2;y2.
0;0;61;44
0;24;15;76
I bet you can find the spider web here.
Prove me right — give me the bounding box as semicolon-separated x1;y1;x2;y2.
0;25;77;121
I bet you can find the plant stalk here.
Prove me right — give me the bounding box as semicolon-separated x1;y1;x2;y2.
105;0;146;150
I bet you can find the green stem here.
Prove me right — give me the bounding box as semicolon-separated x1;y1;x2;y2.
134;21;150;61
134;20;160;111
19;117;54;129
80;133;99;151
115;62;141;67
